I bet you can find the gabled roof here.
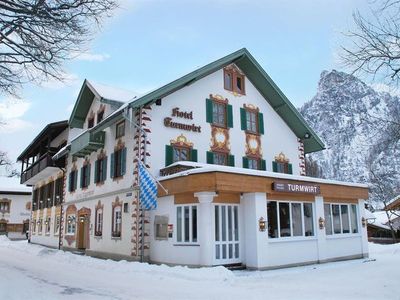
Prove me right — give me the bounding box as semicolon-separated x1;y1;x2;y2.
69;79;140;128
17;120;68;161
91;48;325;153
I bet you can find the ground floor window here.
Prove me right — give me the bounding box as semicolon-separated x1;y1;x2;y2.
45;217;51;234
95;208;103;237
32;219;36;233
38;218;43;234
0;222;6;233
324;203;358;235
112;205;122;238
176;205;197;243
66;214;76;235
54;216;60;235
267;201;314;238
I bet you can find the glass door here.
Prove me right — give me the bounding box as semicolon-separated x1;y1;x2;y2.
214;204;240;265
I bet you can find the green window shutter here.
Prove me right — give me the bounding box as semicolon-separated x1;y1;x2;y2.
228;154;235;167
80;167;84;188
190;149;198;162
121;147;127;176
288;163;293;174
258;112;264;135
227;104;233;128
165;145;173;166
86;164;91;186
74;171;78;190
272;161;278;172
102;156;108;182
206;98;213;123
206;151;214;164
110;153;115;178
260;159;266;171
68;173;72;192
240;108;247;131
94;160;98;183
242;157;249;169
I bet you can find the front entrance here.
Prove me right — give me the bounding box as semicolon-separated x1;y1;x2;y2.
214;204;240;265
77;213;89;249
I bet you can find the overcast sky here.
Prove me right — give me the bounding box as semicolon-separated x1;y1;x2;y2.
0;0;367;166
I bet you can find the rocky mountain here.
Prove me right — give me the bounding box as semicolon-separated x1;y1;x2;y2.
299;70;400;202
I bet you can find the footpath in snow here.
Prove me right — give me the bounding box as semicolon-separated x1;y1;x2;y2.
0;236;398;300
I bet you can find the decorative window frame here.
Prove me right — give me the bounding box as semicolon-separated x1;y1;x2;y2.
97;104;105;124
69;164;78;193
0;198;11;213
87;111;95;129
95;149;107;185
111;197;122;238
116;120;125;139
64;204;77;246
111;140;126;180
45;216;51;235
273;152;293;174
223;64;246;95
81;158;91;189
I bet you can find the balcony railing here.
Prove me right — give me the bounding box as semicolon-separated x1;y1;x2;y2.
70;131;105;157
20;153;55;184
159;163;199;177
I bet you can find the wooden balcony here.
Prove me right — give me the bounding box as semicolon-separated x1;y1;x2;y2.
159;163;199;177
20;153;61;185
70;131;105;157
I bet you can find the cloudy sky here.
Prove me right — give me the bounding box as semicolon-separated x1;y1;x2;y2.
0;0;367;166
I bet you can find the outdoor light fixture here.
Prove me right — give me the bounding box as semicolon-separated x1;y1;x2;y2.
45;220;48;225
258;217;266;232
319;217;325;229
79;216;85;223
303;132;311;139
361;217;366;228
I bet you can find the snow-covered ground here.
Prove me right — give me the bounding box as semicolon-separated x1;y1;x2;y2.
0;237;398;300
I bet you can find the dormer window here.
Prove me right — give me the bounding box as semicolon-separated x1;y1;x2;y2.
97;110;104;123
223;64;245;95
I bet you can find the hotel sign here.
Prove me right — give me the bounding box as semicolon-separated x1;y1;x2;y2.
164;107;201;133
272;182;320;195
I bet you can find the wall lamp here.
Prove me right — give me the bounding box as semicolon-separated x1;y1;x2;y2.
258;217;266;232
361;217;367;228
318;217;325;230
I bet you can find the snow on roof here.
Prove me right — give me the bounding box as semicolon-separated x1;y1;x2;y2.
367;210;391;230
87;80;141;103
0;176;31;193
158;161;369;188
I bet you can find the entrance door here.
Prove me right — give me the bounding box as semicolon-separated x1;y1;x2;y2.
214;204;240;265
77;214;88;249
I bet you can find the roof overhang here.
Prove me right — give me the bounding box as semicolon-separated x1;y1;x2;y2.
17;120;68;161
90;48;325;153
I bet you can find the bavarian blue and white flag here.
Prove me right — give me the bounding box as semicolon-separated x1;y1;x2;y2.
139;162;158;210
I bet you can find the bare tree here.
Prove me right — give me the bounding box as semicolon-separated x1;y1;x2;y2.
341;0;400;85
0;0;117;96
369;160;400;242
0;150;18;177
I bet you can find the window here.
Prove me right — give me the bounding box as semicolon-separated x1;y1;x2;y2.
223;67;245;95
176;205;197;243
45;217;51;234
154;215;168;240
47;181;54;208
272;161;293;174
173;146;190;162
240;107;264;134
0;201;10;213
247;110;257;132
38;218;43;234
206;98;233;128
32;219;36;233
95;157;107;183
54;216;60;235
39;185;45;209
66;215;76;235
97;110;104;123
88;117;94;129
110;147;126;178
267;201;315;238
32;189;38;211
116;121;125;138
95;208;103;236
0;222;6;233
80;163;91;188
54;177;63;205
212;101;226;127
214;152;227;165
206;151;234;167
112;205;122;238
68;169;78;192
243;157;266;171
324;203;359;235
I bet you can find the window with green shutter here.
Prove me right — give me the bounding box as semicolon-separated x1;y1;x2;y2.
273;160;293;174
206;98;233;128
241;107;264;135
242;156;249;168
110;147;126;178
81;164;90;188
95;157;107;183
166;144;198;165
